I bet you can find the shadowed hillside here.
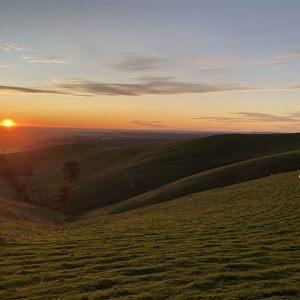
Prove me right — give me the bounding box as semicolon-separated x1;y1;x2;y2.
2;133;300;214
107;149;300;213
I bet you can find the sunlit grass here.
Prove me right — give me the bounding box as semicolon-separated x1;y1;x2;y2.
1;171;299;299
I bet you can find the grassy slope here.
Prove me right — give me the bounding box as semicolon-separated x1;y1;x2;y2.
1;171;300;299
107;149;300;213
0;194;66;225
3;133;300;214
0;193;67;244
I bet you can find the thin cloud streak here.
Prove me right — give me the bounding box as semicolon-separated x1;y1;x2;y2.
22;55;71;64
185;56;239;66
130;120;166;128
0;65;14;69
54;78;256;96
0;43;29;51
2;78;300;97
276;51;300;59
192;111;300;125
234;112;297;123
0;85;66;95
290;84;300;90
195;51;300;73
108;53;165;72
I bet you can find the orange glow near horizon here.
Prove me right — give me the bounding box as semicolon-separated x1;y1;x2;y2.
2;90;300;132
1;119;17;128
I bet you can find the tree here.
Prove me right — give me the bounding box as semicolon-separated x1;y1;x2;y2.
0;156;31;202
62;160;80;182
15;182;26;201
22;164;34;182
57;183;72;212
124;171;144;193
56;160;81;213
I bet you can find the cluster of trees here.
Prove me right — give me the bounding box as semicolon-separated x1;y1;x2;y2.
0;154;80;213
1;152;146;213
57;160;80;212
0;154;33;202
62;160;80;182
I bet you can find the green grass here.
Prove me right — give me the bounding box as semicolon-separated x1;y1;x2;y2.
0;193;67;244
1;133;300;299
107;149;300;213
1;170;300;299
3;133;300;214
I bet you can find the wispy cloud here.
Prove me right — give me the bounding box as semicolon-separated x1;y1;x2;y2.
276;51;300;60
0;85;66;95
234;112;297;123
54;77;255;96
21;55;71;64
0;43;29;51
108;53;165;72
0;42;72;65
3;77;300;97
0;78;254;96
185;56;238;66
0;65;14;69
105;50;300;75
108;53;240;73
193;51;300;73
289;84;300;90
130;120;166;128
192;111;300;125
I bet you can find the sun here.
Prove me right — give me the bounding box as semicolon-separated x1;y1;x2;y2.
0;119;16;127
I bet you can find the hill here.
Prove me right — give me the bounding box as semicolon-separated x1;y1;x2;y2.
106;149;300;213
0;193;66;244
2;133;300;214
1;171;299;299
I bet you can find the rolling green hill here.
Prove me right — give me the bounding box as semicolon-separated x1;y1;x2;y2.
0;193;66;244
0;194;65;225
106;149;300;213
2;133;300;214
1;171;299;299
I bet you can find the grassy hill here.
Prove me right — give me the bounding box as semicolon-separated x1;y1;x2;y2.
2;133;300;214
107;149;300;213
0;193;66;244
0;194;65;225
1;171;299;299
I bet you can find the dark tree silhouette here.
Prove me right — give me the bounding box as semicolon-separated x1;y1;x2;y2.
22;164;34;182
0;156;30;202
63;160;80;182
125;172;137;192
124;171;144;192
15;182;26;200
57;184;72;211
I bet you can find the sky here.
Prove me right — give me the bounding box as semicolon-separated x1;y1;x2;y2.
1;0;300;132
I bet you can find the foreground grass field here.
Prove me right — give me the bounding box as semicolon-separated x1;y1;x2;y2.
1;170;300;299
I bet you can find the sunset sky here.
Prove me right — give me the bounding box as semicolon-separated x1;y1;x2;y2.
1;1;300;131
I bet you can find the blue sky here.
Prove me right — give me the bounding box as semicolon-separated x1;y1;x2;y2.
1;0;300;131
